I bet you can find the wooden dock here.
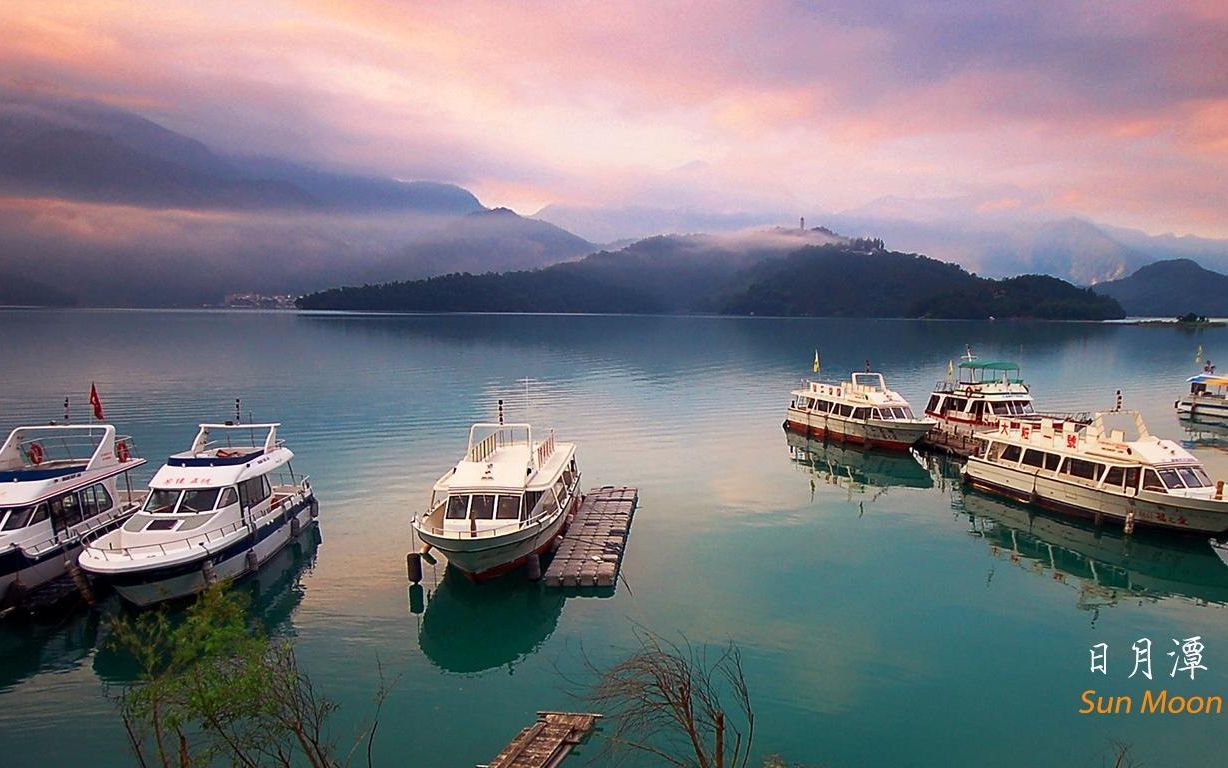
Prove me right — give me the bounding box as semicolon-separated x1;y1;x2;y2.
543;486;637;589
480;711;601;768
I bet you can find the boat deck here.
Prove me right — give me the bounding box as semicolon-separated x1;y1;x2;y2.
543;486;637;590
481;711;601;768
917;429;983;458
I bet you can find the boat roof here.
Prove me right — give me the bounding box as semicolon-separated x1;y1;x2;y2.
985;411;1198;467
1187;373;1228;387
793;373;913;407
0;424;146;506
960;360;1020;371
150;423;292;489
435;423;575;494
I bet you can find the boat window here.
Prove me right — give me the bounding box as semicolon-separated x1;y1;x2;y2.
562;468;574;487
180;488;220;514
144;489;181;514
901;407;915;419
926;395;941;412
470;494;496;520
1021;402;1035;414
239;476;270;507
1142;469;1165;492
852;408;868;420
217;487;239;509
1000;445;1022;463
820;400;835;413
496;495;521;520
1062;459;1101;481
986;443;1002;462
55;492;83;527
973;401;985;419
524;491;543;519
530;487;558;518
1174;467;1207;488
1020;450;1045;468
949;398;967;412
1045;453;1061;471
553;478;567;500
1104;467;1125;488
1;505;32;531
446;495;469;519
1157;468;1184;489
837;404;853;417
1125;467;1140;490
80;484;114;517
1191;467;1212;487
871;409;883;419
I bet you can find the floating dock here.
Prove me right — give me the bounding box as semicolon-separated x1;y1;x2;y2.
480;711;601;768
543;486;638;589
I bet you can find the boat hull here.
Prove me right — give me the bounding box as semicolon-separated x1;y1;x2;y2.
97;496;318;607
0;510;133;606
1178;397;1228;420
963;458;1228;535
784;408;932;451
417;495;577;580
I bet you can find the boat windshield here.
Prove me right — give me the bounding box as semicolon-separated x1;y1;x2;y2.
143;487;225;514
443;493;526;522
1159;466;1212;489
0;502;48;531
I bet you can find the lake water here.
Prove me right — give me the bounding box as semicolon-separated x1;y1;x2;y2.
1;309;1227;767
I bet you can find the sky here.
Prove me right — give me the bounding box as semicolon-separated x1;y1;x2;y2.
4;0;1228;237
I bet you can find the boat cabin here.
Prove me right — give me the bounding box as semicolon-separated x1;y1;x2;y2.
790;373;919;421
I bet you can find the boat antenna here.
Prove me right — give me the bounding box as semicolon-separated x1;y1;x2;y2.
235;398;242;424
64;397;70;423
498;399;505;425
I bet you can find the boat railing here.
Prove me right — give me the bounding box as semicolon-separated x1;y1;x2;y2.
419;477;579;540
3;429;140;471
22;501;144;558
84;518;252;561
466;423;534;462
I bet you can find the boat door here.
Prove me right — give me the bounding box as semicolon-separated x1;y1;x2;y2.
47;490;83;542
238;480;254;526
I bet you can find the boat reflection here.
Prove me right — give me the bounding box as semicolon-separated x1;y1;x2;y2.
1179;415;1228;446
92;525;322;684
958;489;1228;608
786;430;934;495
416;568;565;675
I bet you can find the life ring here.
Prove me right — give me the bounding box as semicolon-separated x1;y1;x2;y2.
116;441;131;462
27;442;44;465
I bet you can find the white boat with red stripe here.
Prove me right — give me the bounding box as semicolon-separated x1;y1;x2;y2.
412;421;581;581
785;371;935;451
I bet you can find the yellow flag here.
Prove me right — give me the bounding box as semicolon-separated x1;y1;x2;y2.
812;350;821;374
947;359;955;380
1197;344;1204;364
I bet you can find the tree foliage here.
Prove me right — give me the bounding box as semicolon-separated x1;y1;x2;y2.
109;585;389;768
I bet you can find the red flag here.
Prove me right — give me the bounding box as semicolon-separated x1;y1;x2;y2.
89;382;105;420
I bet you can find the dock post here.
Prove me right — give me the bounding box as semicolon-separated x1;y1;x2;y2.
406;552;423;584
202;559;218;585
1218;481;1224;501
526;552;542;581
65;560;95;606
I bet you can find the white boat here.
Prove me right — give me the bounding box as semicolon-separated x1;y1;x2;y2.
924;352;1086;440
963;411;1228;535
785;371;935;451
0;424;147;605
79;423;317;606
1177;373;1228;422
412;422;581;580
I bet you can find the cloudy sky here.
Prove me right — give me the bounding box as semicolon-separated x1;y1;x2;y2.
5;0;1227;236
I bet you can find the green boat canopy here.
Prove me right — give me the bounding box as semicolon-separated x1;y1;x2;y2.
959;360;1020;371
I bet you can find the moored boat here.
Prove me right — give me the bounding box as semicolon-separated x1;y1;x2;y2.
79;423;317;606
924;351;1086;440
963;411;1228;535
0;424;146;606
412;422;581;580
785;371;934;451
1177;373;1228;422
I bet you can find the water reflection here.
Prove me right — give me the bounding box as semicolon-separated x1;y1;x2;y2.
786;431;933;495
416;569;565;675
957;489;1228;608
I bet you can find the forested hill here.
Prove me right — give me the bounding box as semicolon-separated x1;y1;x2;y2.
298;241;1125;320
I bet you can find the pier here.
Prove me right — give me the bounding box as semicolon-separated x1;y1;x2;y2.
543;486;638;589
480;711;601;768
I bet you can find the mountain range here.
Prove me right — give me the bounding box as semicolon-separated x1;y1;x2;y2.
1;89;1227;309
1093;259;1228;317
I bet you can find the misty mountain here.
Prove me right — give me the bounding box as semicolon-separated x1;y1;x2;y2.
534;203;786;244
379;207;595;280
0;271;76;307
1094;259;1228;317
301;234;1122;320
0;90;480;215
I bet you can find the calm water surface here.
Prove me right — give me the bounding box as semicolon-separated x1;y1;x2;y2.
1;310;1227;767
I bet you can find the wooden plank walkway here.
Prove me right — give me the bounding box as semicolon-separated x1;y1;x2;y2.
544;486;638;589
480;711;601;768
917;429;982;458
